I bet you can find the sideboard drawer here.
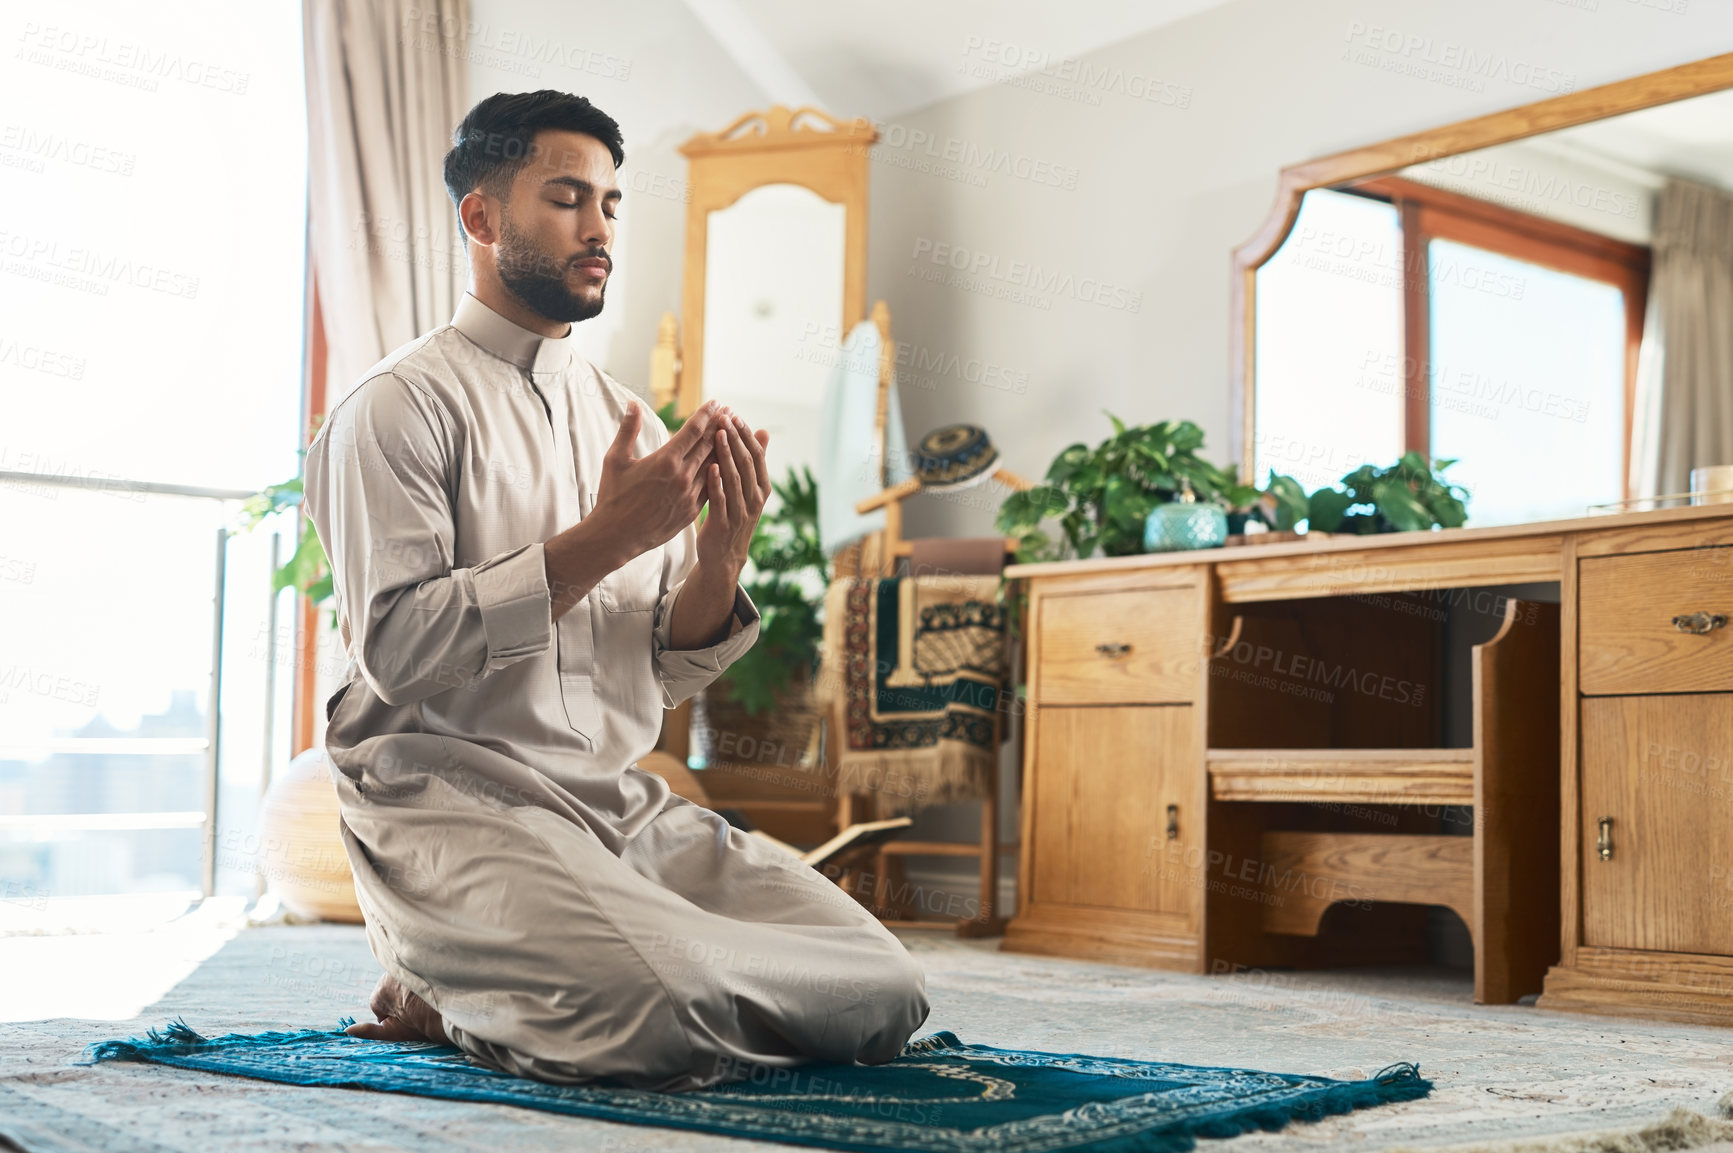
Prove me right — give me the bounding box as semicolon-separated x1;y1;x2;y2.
1581;549;1733;695
1035;585;1199;704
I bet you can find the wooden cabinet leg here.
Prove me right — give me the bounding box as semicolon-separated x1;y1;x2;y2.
1474;599;1561;1004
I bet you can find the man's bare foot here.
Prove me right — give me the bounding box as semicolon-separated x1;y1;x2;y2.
346;972;447;1043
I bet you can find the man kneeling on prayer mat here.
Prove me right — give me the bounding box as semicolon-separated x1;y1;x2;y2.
303;89;930;1091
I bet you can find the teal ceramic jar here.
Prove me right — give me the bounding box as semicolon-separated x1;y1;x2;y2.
1143;483;1228;552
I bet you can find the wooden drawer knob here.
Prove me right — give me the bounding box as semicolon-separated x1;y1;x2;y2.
1671;612;1727;635
1094;642;1133;658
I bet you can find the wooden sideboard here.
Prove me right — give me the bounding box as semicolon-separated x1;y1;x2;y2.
1002;503;1733;1025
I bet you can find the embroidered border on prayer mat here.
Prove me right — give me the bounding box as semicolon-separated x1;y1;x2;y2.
82;1020;1431;1153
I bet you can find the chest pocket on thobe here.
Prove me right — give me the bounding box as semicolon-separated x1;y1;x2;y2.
598;549;661;613
555;591;599;741
557;542;661;744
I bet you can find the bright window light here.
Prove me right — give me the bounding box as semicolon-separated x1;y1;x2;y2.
1254;189;1406;492
1428;239;1626;525
0;0;307;910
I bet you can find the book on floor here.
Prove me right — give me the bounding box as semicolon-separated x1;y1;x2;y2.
749;816;914;869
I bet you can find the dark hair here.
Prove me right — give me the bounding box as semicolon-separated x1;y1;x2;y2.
443;90;625;224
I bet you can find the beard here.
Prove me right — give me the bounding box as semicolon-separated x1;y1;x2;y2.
496;216;607;324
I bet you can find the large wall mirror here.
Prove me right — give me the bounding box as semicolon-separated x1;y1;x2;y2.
1234;54;1733;527
701;184;846;484
677;107;876;484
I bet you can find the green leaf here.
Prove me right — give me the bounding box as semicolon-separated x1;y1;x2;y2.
1371;479;1432;531
270;517;333;602
1431;491;1470;529
655;400;685;432
1397;450;1430;476
1009;528;1057;564
1102;474;1154;529
1045;444;1091;485
1101;525;1144;556
236;477;303;532
1221;483;1263;509
1068;462;1105;498
1340;464;1378;495
1169;456;1227;501
995;485;1068;534
1265;474;1310;532
1307;487;1354;533
1061;508;1098;559
1169;421;1205;453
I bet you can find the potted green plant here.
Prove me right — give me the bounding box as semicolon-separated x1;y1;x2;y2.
238;470;333;610
993;412;1241;562
708;465;828;714
692;466;834;799
1278;452;1470;535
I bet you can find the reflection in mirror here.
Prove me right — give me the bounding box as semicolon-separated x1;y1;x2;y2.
1253;86;1733;525
701;183;846;484
1254;190;1405;496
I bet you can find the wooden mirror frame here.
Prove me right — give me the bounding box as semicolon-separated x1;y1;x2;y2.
675;105;878;419
1230;52;1733;479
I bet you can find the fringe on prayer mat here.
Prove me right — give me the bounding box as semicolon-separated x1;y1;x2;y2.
81;1018;1431;1153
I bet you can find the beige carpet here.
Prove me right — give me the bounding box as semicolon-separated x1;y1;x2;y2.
2;916;1731;1151
1386;1106;1733;1152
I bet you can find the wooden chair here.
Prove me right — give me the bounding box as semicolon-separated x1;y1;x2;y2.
823;314;1032;933
821;555;1015;938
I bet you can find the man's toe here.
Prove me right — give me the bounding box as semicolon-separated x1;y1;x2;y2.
346;1016;424;1042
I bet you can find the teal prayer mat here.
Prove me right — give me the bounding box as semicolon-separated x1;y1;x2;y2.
83;1021;1431;1153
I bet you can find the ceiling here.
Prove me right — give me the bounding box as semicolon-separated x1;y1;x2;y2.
1390;82;1733;245
1540;86;1733;192
684;0;1237;121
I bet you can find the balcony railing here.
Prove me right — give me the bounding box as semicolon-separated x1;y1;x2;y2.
0;468;280;899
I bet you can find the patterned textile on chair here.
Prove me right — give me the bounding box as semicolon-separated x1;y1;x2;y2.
819;576;1006;818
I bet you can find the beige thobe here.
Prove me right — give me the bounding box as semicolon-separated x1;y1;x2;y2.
303;294;928;1091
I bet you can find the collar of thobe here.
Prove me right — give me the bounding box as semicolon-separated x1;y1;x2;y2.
452;293;575;377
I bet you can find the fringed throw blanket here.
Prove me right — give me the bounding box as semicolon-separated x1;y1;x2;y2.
83;1021;1433;1153
820;576;1007;817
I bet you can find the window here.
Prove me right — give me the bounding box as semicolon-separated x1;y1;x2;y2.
0;0;308;922
1255;179;1648;525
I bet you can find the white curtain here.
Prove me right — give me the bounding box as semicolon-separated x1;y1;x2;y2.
1630;177;1733;500
303;0;470;402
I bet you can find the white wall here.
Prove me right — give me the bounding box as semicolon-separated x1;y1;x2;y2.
862;0;1733;543
454;0;763;388
455;0;1733;492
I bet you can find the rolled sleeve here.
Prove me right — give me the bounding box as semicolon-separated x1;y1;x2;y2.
473;542;554;671
651;581;761;708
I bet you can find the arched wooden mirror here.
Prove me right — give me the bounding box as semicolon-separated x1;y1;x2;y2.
1233;53;1733;526
674;106;877;487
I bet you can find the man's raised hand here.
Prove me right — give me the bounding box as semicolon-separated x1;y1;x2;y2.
590;398;723;558
695;408;771;581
